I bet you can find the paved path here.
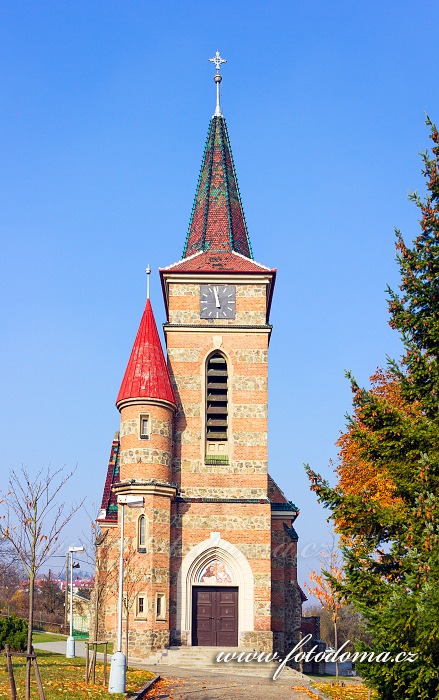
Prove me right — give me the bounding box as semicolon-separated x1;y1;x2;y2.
144;669;324;699
34;640;87;655
33;642;325;700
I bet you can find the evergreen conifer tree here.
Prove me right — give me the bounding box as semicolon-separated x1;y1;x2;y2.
306;118;439;699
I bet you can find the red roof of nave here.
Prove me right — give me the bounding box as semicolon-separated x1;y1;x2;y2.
116;299;176;406
160;249;276;274
97;432;120;523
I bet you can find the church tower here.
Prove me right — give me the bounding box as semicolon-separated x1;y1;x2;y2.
97;53;302;659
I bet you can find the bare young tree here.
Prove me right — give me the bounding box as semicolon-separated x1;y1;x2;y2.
304;536;345;681
303;601;371;650
81;515;118;644
0;465;82;700
78;516;119;684
0;543;21;615
122;542;145;668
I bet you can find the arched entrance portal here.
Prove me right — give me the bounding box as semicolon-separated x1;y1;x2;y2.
177;535;254;646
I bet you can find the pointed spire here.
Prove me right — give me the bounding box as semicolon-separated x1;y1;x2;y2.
181;54;253;261
182;115;253;260
116;299;176;407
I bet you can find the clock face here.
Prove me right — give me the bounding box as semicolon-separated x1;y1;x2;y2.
200;285;236;319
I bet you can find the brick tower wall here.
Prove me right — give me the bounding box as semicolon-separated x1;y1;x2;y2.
119;402;173;483
271;519;301;658
268;477;302;657
98;495;173;657
165;279;273;650
101;399;175;657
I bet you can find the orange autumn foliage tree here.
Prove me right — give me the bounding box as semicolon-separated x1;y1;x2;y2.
306;119;439;698
332;368;422;541
305;544;344;679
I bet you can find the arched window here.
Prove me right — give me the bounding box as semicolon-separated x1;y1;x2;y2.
206;352;228;459
138;515;147;551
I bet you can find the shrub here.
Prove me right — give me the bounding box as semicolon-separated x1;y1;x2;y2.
0;615;28;651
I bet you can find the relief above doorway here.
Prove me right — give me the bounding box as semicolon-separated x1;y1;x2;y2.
197;559;234;585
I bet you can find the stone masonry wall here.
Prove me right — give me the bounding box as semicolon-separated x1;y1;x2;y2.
119;402;174;483
271;516;301;662
165;279;273;645
101;492;173;658
169;501;272;641
130;629;170;660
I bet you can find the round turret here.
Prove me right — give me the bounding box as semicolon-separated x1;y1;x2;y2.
116;298;176;484
117;398;174;483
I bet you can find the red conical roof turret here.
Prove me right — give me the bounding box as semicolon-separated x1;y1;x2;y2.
116;299;176;407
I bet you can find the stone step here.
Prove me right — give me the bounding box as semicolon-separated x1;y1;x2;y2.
165;646;250;654
158;646;256;664
138;646;308;682
145;650;228;663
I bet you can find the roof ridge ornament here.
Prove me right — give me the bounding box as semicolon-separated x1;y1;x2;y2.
146;264;151;300
209;51;227;117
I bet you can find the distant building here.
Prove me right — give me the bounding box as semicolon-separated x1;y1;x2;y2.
59;577;93;594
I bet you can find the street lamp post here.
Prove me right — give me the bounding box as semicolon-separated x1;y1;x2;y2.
66;545;84;658
108;495;144;694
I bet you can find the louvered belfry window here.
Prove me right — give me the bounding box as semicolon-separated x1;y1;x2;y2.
206;352;228;453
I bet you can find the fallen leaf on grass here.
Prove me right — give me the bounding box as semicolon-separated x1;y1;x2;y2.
312;683;376;700
145;677;177;697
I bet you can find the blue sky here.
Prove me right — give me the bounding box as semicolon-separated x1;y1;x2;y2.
1;1;438;590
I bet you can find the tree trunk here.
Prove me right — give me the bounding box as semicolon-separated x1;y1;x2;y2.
334;617;339;682
64;553;69;632
26;572;35;700
91;586;99;643
5;645;17;700
125;606;129;668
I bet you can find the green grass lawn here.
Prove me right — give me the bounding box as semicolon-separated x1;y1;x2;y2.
93;641;114;654
32;632;67;643
0;650;155;699
32;632;114;653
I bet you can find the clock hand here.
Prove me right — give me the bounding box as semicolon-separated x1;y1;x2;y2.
214;287;221;308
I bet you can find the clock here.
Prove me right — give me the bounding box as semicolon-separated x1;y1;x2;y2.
200;285;236;319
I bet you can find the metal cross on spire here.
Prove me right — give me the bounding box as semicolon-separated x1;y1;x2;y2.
209;50;227;73
209;51;227;117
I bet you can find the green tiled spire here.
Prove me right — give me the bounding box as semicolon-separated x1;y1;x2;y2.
182;116;253;260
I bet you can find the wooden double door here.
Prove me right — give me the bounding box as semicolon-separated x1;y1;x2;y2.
192;586;238;646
